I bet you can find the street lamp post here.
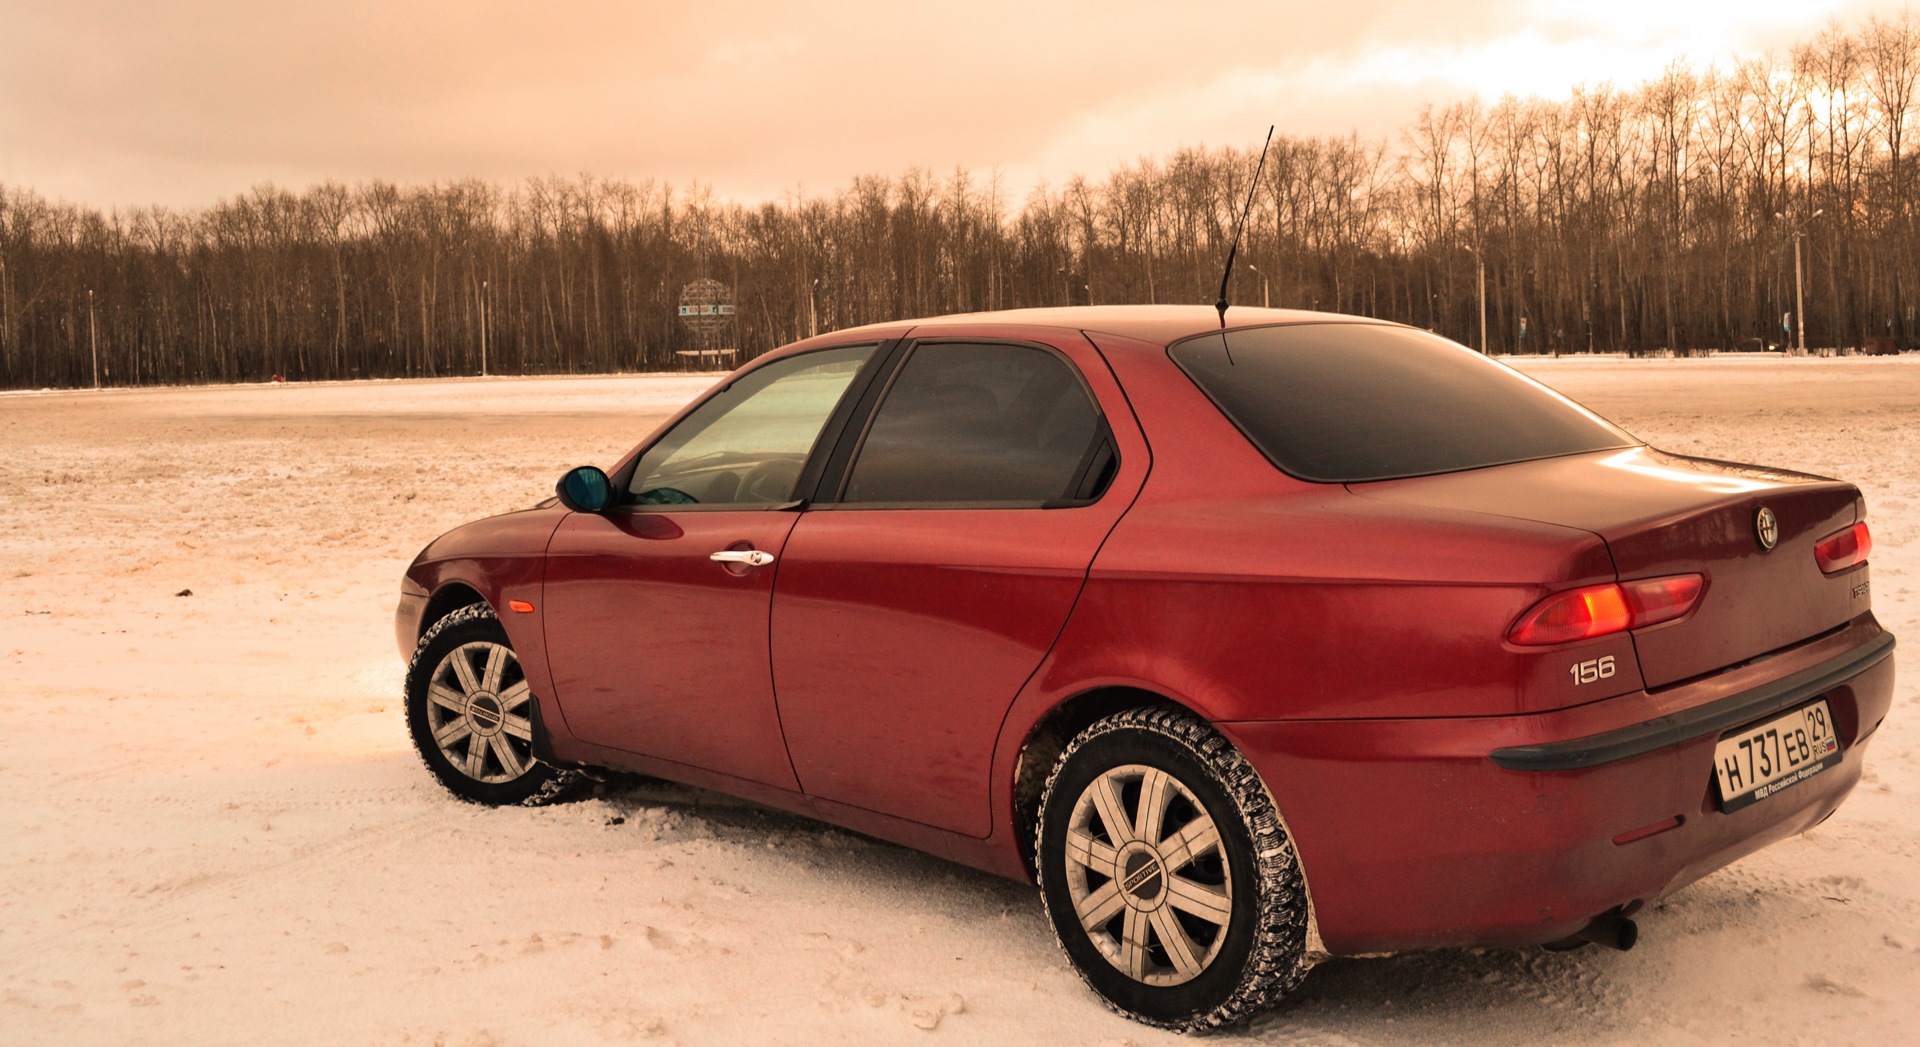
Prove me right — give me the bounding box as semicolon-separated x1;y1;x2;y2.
87;288;99;389
479;279;489;377
1477;254;1487;354
1774;208;1825;354
1247;264;1272;308
1057;267;1091;306
1792;236;1805;353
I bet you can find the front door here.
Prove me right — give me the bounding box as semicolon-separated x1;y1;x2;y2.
543;343;877;789
545;509;803;786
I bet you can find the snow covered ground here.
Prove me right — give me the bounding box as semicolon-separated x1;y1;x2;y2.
2;357;1916;1046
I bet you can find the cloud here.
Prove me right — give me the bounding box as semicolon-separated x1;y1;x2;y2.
0;0;1902;209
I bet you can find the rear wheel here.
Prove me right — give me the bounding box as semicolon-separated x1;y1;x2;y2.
1036;707;1312;1031
405;602;584;806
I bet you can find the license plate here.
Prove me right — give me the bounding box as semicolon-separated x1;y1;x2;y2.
1713;700;1841;812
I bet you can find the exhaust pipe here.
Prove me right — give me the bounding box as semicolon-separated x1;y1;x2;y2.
1574;911;1638;952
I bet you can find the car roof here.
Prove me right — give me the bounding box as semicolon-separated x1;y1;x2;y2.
800;305;1393;353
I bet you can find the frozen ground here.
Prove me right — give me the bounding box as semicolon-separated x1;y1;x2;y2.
1;358;1916;1046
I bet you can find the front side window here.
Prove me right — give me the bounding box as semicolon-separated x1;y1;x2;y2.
1170;323;1635;483
842;342;1104;505
625;344;873;506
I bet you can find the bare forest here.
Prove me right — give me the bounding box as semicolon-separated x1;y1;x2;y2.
2;15;1916;389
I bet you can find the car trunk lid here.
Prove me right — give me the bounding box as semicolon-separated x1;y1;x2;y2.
1351;447;1864;688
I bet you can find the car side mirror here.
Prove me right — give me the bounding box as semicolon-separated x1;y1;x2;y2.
555;466;613;513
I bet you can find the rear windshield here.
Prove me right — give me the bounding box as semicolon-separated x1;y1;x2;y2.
1169;323;1634;482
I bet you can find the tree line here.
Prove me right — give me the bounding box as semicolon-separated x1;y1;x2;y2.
2;13;1915;389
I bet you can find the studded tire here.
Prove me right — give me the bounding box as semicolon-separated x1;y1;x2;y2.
404;602;585;807
1036;706;1312;1032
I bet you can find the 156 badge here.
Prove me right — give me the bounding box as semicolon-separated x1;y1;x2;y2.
1569;654;1617;685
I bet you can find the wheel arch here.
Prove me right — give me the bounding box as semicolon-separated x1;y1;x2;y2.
1007;685;1332;964
1009;685;1196;878
420;581;489;639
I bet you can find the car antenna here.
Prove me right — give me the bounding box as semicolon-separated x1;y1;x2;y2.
1215;124;1275;332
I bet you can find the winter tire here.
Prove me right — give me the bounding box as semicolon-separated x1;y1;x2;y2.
1036;706;1312;1031
405;602;585;806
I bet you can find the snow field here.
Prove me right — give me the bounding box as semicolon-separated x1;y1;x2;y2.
0;359;1915;1046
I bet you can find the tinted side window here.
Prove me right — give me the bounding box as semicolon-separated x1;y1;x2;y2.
625;344;873;506
843;342;1102;505
1170;323;1634;482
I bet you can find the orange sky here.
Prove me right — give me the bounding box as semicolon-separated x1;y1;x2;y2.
0;0;1907;210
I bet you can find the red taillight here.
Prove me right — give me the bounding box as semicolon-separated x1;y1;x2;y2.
1814;522;1872;574
1619;574;1704;628
1508;573;1706;646
1508;583;1632;645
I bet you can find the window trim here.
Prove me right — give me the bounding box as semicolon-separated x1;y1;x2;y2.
813;336;1118;511
607;340;898;514
791;338;914;505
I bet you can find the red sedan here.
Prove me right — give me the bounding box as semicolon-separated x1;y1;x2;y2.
395;306;1895;1031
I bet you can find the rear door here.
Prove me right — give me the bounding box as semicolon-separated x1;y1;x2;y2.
770;335;1145;836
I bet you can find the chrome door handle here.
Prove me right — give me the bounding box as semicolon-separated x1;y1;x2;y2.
709;549;775;567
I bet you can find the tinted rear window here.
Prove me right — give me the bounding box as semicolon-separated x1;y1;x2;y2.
1169;323;1633;482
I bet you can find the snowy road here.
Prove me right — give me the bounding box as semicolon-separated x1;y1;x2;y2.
1;358;1916;1045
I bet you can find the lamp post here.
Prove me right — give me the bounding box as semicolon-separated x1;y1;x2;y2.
87;288;99;389
1057;267;1092;306
479;279;489;377
1774;208;1825;354
1476;251;1487;354
1474;261;1489;355
1247;264;1272;308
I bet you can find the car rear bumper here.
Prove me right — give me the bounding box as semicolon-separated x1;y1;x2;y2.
1218;614;1896;955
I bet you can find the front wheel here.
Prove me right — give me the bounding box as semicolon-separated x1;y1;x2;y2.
404;602;584;806
1036;707;1313;1031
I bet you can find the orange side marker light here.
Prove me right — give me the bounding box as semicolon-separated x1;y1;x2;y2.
508;600;536;613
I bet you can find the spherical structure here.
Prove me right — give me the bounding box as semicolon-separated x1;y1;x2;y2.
678;278;736;339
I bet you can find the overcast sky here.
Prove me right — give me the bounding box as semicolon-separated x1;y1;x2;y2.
0;0;1909;211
